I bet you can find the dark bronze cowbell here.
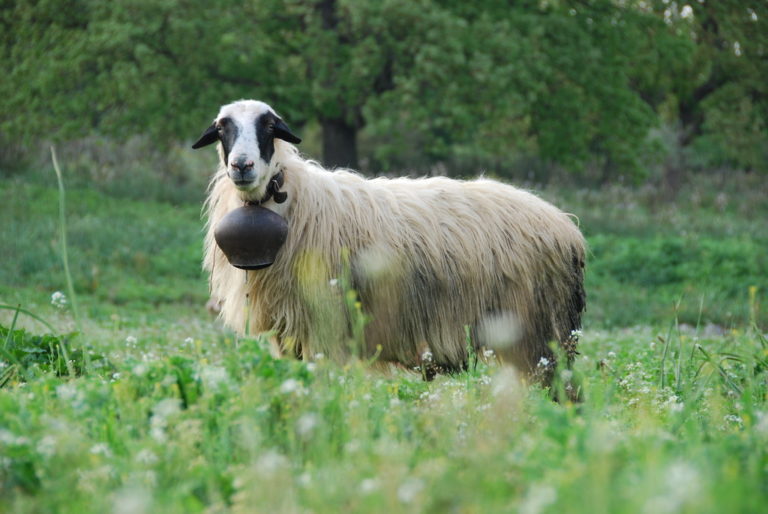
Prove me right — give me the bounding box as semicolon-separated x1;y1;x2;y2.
214;205;289;270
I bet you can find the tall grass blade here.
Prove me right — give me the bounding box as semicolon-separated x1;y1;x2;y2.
4;304;21;349
51;146;84;376
0;305;30;383
0;304;57;333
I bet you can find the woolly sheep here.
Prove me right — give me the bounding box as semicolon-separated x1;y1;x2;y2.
193;100;586;381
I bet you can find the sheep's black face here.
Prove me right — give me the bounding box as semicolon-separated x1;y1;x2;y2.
192;100;301;196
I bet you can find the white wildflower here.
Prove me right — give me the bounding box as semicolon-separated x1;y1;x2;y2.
537;357;550;368
520;484;557;514
296;413;319;438
306;363;317;373
78;465;115;494
152;398;181;420
329;278;339;287
150;426;167;443
345;440;361;454
199;365;231;392
665;395;684;413
37;435;57;458
483;349;496;359
280;378;303;395
56;383;85;410
149;398;181;442
397;477;424;504
125;335;138;347
419;390;440;402
607;351;616;359
128;470;157;487
90;443;112;457
135;449;159;465
0;429;29;447
113;486;151;514
298;472;312;487
55;383;78;401
421;350;433;363
132;363;148;377
643;461;701;514
360;478;379;494
51;291;68;309
255;450;288;476
755;411;768;436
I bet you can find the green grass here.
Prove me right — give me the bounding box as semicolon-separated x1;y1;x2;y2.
1;165;766;511
1;323;766;512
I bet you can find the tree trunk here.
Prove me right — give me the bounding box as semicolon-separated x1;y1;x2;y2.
661;123;685;199
321;117;358;169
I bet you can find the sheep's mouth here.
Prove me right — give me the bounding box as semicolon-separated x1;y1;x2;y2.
233;179;256;190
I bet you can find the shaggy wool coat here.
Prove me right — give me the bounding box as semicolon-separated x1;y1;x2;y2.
205;142;586;376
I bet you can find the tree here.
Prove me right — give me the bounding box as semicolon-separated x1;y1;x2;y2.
643;1;768;190
4;0;762;181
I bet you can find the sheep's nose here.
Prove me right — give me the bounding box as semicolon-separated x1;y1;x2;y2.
230;157;254;173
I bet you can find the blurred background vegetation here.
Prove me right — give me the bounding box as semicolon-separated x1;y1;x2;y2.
1;0;766;328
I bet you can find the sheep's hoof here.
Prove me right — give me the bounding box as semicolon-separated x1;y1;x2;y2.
214;205;288;270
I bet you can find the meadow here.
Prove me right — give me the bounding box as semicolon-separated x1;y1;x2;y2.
1;155;766;512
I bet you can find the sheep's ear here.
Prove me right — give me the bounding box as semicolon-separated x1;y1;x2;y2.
274;119;301;144
192;123;219;149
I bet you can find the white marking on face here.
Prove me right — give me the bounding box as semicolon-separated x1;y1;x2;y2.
215;100;275;193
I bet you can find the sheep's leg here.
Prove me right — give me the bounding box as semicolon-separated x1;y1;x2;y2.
268;334;283;359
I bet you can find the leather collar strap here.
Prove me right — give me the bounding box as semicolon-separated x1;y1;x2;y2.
247;170;287;206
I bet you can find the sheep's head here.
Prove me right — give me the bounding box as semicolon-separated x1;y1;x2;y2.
192;100;301;198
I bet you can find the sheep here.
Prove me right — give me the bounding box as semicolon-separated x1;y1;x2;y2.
192;99;586;382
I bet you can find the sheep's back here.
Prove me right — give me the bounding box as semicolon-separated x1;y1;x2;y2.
279;169;585;368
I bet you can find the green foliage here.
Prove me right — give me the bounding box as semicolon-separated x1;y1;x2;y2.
0;318;766;511
4;0;764;178
0;324;110;386
0;179;208;308
590;235;765;292
586;234;767;326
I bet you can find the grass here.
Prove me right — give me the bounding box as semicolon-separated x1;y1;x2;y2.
0;161;766;511
1;323;766;512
